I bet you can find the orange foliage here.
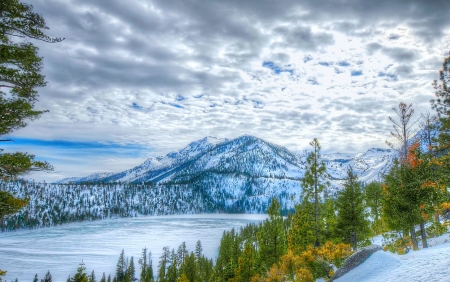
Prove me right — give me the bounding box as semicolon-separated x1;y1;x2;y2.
252;242;353;282
405;142;422;168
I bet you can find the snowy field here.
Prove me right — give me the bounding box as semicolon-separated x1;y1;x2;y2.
336;233;450;282
0;214;267;281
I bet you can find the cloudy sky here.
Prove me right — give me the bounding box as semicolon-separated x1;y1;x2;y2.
4;0;450;182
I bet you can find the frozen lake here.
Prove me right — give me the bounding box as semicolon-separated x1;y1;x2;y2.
0;214;267;281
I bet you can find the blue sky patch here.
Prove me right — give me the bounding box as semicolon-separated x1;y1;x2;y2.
378;72;398;81
318;62;330;66
262;61;293;75
338;61;350;67
171;103;183;109
132;102;142;110
1;138;148;159
176;94;186;101
351;70;363;76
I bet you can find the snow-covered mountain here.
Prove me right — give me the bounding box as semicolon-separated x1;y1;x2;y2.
58;135;396;193
1;136;398;231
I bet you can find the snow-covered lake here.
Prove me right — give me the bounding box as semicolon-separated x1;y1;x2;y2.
0;214;268;281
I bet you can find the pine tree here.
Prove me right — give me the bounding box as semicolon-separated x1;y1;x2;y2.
336;167;370;250
116;249;126;282
166;249;178;282
365;181;384;234
385;101;420;248
301;138;329;248
194;241;202;261
287;200;316;254
100;273;106;282
0;0;59;180
232;241;255;282
431;51;450;153
42;270;52;282
88;270;96;282
179;252;196;282
158;247;170;282
71;261;89;282
256;197;286;270
125;257;135;282
139;248;154;282
33;274;38;282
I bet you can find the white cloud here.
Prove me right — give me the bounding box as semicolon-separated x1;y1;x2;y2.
4;0;450;181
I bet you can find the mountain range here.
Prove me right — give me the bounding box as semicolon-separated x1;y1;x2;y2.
58;135;396;195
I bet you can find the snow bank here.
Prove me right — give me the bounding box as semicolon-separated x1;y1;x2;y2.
336;237;450;281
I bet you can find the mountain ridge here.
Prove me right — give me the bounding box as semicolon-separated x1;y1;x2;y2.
57;135;396;192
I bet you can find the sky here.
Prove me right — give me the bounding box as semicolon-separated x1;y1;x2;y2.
3;0;450;182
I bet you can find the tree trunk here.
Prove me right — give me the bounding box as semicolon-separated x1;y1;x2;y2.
420;221;428;248
410;225;418;250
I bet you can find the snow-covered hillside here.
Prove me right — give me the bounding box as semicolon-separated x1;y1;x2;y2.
58;135;397;189
335;234;450;281
1;135;398;230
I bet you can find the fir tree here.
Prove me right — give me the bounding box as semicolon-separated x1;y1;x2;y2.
100;273;106;282
179;252;196;282
71;261;89;282
0;0;60;180
336;167;370;250
33;274;38;282
115;249;126;282
288;200;316;254
157;247;170;282
256;197;286;270
194;241;202;261
232;241;256;282
42;270;52;282
88;270;96;282
365;181;384;234
301;138;329;247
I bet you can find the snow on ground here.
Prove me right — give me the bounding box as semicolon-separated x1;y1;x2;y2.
335;233;450;282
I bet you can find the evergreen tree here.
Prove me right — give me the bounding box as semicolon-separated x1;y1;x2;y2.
287;200;316;254
336;167;370;250
157;247;170;282
88;270;96;282
179;252;196;282
116;249;126;282
139;247;154;282
322;198;338;242
301;138;329;247
365;181;384;234
385;101;420;248
100;273;106;282
166;249;178;282
124;256;135;282
231;241;256;282
256;197;286;270
33;274;38;282
194;241;202;261
42;270;52;282
431;51;450;153
71;261;89;282
0;0;60;180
